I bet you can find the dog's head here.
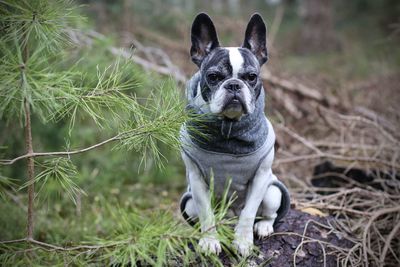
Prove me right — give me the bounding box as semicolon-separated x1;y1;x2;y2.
190;13;268;120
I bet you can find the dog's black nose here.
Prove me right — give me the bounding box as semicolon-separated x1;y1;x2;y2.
224;81;241;92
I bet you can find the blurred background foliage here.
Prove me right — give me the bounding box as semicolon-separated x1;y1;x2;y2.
0;0;399;265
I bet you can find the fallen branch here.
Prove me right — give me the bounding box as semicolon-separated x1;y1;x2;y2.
262;70;339;107
318;105;400;146
311;141;395;151
269;89;303;119
380;220;400;265
133;27;188;54
108;47;187;83
362;206;400;267
274;123;400;169
354;106;399;139
274;153;400;170
275;124;323;155
68;29;187;84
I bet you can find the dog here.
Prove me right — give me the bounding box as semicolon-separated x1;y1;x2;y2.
179;13;290;257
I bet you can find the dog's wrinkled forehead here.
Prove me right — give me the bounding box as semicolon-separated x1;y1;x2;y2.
201;47;259;76
200;48;230;73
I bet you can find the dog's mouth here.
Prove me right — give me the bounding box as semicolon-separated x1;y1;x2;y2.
225;98;244;110
221;94;248;119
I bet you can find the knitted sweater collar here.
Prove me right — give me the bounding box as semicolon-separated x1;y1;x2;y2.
186;84;268;155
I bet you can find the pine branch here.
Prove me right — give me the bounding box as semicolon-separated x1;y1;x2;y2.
0;189;236;266
0;131;130;165
0;237;125;250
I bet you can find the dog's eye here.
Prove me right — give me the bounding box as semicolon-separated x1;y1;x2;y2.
207;73;221;83
246;73;258;82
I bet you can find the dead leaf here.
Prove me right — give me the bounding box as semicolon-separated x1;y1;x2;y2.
300;207;328;217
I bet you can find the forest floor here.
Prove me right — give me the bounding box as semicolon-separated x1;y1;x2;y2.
1;8;399;267
114;14;400;266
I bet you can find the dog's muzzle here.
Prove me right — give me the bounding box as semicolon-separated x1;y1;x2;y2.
223;93;246;113
222;80;248;116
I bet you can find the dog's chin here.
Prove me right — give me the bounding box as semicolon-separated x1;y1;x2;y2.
221;100;245;120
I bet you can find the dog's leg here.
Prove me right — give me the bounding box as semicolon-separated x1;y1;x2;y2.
254;178;281;238
181;153;221;254
233;150;274;256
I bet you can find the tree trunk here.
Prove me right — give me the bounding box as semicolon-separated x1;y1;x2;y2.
22;32;35;240
24;99;35;239
298;0;339;53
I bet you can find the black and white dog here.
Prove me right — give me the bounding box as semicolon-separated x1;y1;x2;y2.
179;13;290;256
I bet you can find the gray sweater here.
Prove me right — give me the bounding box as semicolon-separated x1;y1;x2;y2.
181;74;290;222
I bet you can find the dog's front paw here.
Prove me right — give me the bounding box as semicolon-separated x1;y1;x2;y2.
254;219;274;238
233;229;253;257
232;237;253;257
199;236;221;255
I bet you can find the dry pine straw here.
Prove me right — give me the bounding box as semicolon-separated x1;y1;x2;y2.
273;104;400;267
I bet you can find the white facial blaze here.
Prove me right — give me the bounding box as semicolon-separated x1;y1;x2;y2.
228;47;254;115
227;47;244;78
208;47;255;117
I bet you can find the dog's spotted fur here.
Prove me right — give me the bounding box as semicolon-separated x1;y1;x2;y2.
180;13;290;257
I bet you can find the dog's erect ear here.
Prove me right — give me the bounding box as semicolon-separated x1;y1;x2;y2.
242;13;268;65
190;13;220;67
